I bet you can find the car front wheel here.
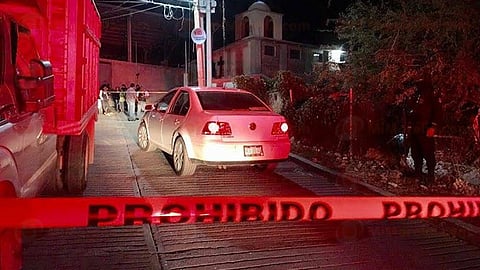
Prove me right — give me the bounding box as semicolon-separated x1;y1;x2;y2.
172;137;196;176
137;122;156;152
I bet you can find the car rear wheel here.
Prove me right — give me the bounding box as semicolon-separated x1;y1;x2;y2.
0;181;22;270
137;122;156;152
173;137;196;176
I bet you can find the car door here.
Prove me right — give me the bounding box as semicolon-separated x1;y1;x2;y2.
13;113;57;197
0;19;56;197
147;90;177;148
160;90;190;153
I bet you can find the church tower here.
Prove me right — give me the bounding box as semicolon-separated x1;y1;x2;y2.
235;1;283;41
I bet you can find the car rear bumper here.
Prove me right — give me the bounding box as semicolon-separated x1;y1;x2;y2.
189;139;291;163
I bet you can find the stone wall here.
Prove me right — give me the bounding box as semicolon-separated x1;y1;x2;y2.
99;58;184;92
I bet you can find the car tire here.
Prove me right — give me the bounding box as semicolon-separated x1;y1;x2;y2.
63;133;88;195
137;122;156;152
0;181;22;270
173;137;196;176
254;163;278;173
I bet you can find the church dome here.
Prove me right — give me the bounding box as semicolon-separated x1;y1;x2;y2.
248;1;271;12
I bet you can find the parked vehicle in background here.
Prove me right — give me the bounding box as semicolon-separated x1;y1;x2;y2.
137;86;291;176
0;0;101;268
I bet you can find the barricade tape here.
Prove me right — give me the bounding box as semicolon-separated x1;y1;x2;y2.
1;196;479;229
104;91;167;94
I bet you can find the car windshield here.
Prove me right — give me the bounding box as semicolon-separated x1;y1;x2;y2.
196;91;269;111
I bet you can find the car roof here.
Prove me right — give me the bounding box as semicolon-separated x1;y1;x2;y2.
180;86;251;94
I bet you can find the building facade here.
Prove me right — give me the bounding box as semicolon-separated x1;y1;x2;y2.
209;1;345;84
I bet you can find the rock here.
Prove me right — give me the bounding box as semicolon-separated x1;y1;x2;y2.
388;182;399;188
461;170;480;185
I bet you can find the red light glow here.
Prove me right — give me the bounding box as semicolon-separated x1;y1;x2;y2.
272;122;289;135
202;121;232;135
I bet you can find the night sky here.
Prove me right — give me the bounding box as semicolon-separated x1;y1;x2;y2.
96;0;354;64
212;0;353;47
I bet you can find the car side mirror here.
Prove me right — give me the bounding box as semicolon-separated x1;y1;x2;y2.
17;59;54;112
158;102;168;112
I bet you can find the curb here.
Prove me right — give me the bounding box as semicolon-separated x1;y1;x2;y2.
288;152;480;246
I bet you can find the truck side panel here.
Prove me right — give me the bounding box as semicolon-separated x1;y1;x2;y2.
43;0;101;135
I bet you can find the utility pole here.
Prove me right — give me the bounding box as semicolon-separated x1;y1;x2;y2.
206;0;212;87
193;0;216;87
127;15;132;62
193;1;205;87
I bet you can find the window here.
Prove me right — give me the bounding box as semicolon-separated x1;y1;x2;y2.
155;89;177;111
289;49;301;60
171;91;190;116
197;91;269;111
10;22;17;66
264;45;275;56
15;24;38;76
264;16;273;38
242;17;249;38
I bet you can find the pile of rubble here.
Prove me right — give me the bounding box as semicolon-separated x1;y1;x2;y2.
292;141;480;196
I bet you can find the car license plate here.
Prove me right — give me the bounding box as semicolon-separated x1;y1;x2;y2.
244;145;264;157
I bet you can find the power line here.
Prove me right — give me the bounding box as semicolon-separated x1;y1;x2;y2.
97;0;193;21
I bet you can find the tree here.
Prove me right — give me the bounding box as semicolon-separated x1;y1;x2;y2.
336;0;480;128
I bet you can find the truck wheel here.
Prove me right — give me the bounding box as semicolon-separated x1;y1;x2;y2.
137;122;156;152
172;137;196;176
63;133;88;195
0;181;22;270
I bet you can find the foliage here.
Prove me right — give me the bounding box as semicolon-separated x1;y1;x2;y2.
233;0;480;154
271;71;310;109
232;74;271;103
336;0;480;127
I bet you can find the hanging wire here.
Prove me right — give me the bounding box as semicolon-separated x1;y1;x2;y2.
163;5;185;21
102;5;162;20
102;3;144;16
100;1;192;21
177;10;185;31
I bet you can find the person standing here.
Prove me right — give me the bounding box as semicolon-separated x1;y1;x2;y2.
135;84;141;115
125;83;137;121
120;83;127;112
111;86;121;112
405;72;443;185
99;84;111;115
137;87;149;113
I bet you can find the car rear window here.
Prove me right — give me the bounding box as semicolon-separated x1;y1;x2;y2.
197;91;269;111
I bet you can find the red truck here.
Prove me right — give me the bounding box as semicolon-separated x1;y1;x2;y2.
0;0;101;268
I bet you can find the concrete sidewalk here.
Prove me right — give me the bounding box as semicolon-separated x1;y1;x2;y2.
85;111;140;196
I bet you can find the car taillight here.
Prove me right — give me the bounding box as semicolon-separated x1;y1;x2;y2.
202;121;232;135
271;122;289;135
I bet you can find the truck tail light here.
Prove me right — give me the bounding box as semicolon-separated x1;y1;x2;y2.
202;121;232;135
271;122;289;135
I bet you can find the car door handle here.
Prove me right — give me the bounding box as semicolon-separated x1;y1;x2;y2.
174;119;180;125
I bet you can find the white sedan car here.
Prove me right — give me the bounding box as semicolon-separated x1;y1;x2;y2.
137;86;291;176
